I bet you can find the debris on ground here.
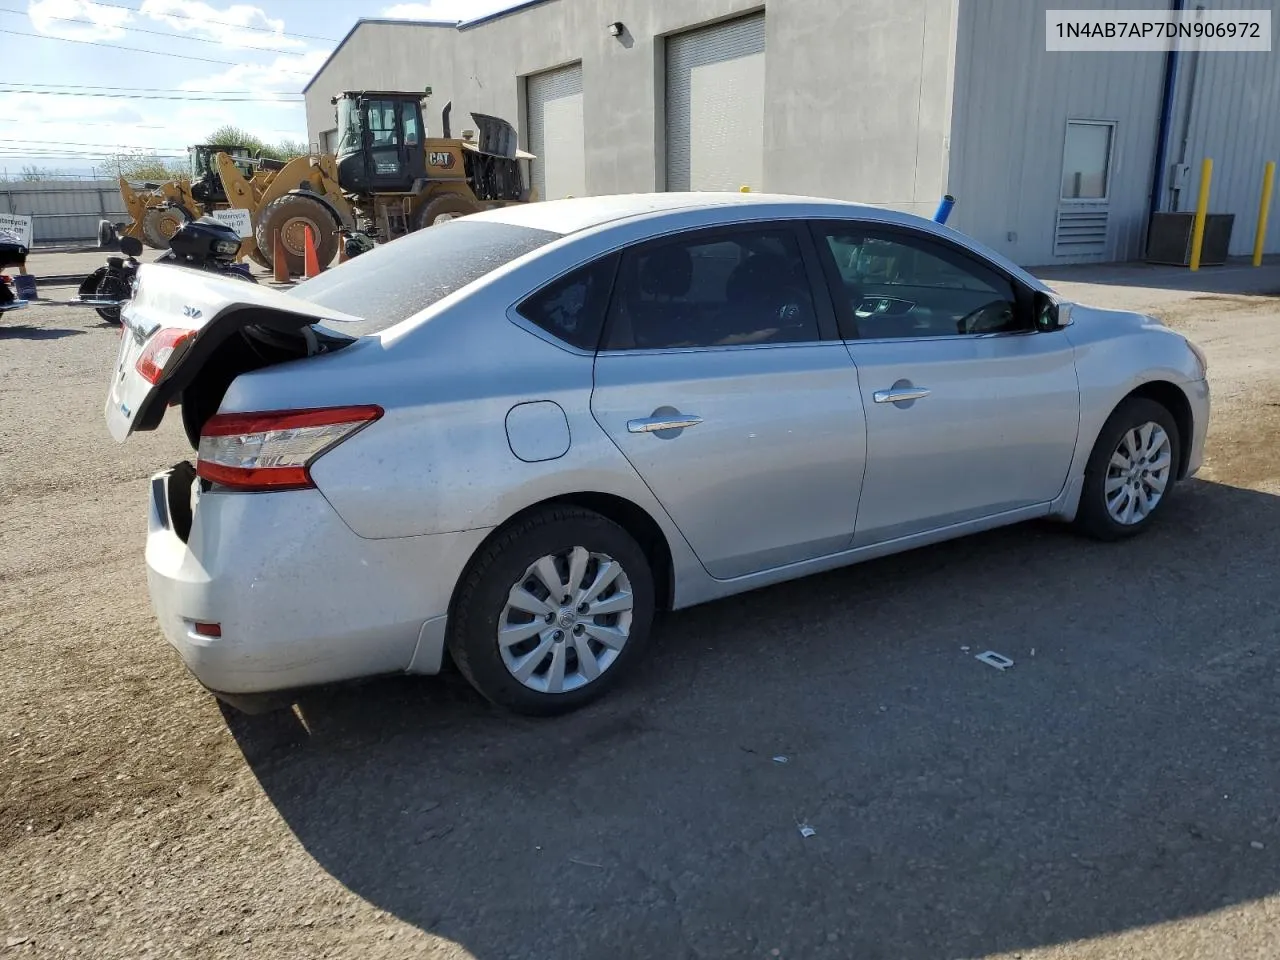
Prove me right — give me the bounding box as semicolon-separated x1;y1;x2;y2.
798;823;816;838
975;651;1014;671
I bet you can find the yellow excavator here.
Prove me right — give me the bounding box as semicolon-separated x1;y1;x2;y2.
212;91;536;275
114;144;258;249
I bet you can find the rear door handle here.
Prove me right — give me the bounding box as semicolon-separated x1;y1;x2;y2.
873;387;931;404
627;415;704;433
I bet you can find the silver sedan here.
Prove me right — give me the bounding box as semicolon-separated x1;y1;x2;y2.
105;192;1210;715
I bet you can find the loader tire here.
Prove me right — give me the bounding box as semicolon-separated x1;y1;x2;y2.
142;205;192;250
414;193;482;230
254;194;340;278
247;246;272;271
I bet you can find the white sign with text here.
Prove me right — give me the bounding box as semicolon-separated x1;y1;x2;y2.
209;208;253;239
0;213;33;248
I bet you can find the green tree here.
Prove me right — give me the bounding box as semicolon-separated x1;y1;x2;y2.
206;125;307;162
111;150;186;182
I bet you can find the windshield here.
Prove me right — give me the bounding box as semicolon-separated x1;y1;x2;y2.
336;98;361;155
188;149;206;179
289;220;561;337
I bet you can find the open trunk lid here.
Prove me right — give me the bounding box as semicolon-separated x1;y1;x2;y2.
105;263;361;443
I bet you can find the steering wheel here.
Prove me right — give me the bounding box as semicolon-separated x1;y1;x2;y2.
957;299;1015;335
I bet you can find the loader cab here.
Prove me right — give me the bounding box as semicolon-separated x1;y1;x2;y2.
188;144;253;205
332;91;427;194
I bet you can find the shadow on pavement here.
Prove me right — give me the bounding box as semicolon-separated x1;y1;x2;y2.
0;325;85;340
225;479;1280;959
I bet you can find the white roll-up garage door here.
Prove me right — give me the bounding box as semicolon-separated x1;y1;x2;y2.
665;13;766;193
527;63;586;201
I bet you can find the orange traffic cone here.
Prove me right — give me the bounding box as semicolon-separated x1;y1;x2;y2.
303;224;321;278
272;229;290;283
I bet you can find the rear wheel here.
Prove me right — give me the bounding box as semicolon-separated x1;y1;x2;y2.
254;194;339;277
447;506;655;715
142;204;192;250
414;193;482;230
92;270;128;325
1074;397;1181;541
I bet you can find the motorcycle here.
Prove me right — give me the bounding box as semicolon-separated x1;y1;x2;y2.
0;226;30;316
73;216;256;325
338;225;376;260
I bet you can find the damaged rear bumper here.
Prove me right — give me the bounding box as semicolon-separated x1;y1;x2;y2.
145;464;490;704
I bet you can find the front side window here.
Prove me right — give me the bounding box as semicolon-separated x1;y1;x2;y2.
367;101;400;147
603;228;819;351
1061;121;1114;200
336;99;361;154
817;227;1022;339
402;109;420;146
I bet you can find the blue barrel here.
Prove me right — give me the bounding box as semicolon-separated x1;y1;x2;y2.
933;195;956;225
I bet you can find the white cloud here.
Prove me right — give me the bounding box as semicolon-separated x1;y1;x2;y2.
139;0;308;52
179;49;332;95
381;1;521;24
28;0;132;41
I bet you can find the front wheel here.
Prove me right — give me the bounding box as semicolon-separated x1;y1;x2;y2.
1074;397;1181;541
447;507;655;715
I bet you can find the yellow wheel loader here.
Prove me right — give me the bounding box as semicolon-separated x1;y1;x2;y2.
212;91;536;275
114;145;257;250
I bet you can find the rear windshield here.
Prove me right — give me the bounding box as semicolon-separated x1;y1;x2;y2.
290;219;561;337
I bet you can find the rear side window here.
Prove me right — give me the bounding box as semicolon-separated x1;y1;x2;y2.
515;256;617;351
292;220;560;337
602;228;819;351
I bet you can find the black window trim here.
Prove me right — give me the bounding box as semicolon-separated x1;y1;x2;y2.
510;251;622;355
806;219;1039;342
595;219;841;356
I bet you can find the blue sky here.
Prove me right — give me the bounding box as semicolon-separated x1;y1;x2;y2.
0;0;522;175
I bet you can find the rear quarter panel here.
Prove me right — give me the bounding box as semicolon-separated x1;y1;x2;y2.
222;256;704;595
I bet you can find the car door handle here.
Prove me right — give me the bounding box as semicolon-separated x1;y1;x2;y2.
873;387;931;404
627;414;704;433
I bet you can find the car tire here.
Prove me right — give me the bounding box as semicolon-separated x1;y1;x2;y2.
254;194;340;277
447;506;655;715
1074;397;1181;542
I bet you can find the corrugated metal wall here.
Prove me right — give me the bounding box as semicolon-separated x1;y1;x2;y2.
0;180;127;244
1168;0;1280;255
947;0;1168;266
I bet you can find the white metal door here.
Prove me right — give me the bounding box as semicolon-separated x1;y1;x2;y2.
527;63;585;201
665;13;766;193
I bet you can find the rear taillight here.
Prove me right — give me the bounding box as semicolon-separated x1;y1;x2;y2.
196;405;383;492
136;328;195;384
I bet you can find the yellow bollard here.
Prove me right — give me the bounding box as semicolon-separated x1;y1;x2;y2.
1189;157;1213;271
1253;160;1275;267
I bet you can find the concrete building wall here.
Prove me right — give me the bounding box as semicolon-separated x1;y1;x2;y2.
305;0;954;217
946;0;1168;266
763;0;956;219
304;21;462;152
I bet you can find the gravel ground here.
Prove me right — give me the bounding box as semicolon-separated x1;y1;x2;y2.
2;269;1280;960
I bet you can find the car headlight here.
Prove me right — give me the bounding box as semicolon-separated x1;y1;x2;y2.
1186;337;1209;377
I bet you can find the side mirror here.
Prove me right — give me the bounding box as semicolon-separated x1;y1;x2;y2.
120;236;144;257
1034;291;1073;332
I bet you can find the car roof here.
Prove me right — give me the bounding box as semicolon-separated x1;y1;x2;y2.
467;192;1050;293
469;192;904;235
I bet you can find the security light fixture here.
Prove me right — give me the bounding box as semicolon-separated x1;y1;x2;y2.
607;21;623;37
